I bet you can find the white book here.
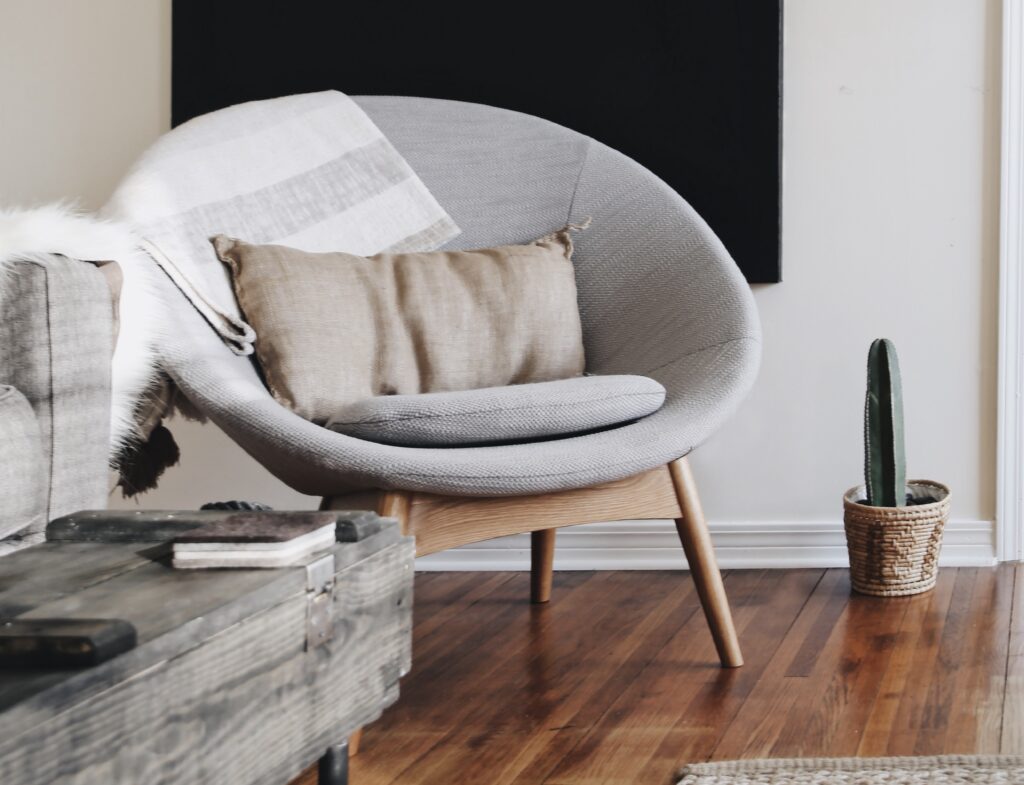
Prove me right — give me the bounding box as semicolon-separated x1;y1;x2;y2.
171;515;337;569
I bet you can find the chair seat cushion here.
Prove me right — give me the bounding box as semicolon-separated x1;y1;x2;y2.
325;375;666;447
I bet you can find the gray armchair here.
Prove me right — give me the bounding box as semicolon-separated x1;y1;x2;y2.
0;257;112;552
150;97;761;671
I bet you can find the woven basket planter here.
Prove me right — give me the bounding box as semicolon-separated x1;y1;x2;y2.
842;480;951;597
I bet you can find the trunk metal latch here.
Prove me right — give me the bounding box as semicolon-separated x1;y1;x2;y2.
305;554;335;650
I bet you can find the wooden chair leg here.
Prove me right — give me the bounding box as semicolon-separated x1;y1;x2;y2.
348;728;362;757
322;491;411;535
668;458;744;668
530;529;556;603
377;492;411;533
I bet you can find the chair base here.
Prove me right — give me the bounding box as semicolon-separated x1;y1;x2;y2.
530;529;556;604
322;458;741;668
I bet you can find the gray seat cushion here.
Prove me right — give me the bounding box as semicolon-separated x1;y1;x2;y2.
326;375;666;447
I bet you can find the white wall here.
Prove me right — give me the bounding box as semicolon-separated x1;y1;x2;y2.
699;0;1002;524
0;0;317;512
0;1;1003;559
0;0;171;209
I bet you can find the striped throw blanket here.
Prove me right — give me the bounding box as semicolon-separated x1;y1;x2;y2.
104;91;460;354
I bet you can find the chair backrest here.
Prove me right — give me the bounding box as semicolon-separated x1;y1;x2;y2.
353;96;590;250
357;96;756;377
151;95;759;500
154;95;754;390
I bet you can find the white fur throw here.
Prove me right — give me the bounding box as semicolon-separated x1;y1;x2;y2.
0;203;164;459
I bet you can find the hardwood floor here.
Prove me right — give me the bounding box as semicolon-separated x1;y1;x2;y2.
349;566;1022;784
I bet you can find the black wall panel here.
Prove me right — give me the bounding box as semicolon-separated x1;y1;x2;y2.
172;1;782;282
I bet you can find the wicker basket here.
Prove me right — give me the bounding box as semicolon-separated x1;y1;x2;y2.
842;480;951;597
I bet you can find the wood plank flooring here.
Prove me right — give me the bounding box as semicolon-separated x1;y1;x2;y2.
346;566;1021;784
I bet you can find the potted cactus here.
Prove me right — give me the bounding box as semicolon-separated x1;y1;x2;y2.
842;339;950;596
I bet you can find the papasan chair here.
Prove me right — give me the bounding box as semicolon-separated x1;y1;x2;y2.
137;96;761;679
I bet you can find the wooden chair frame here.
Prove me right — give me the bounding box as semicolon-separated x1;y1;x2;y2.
322;457;741;666
322;457;741;757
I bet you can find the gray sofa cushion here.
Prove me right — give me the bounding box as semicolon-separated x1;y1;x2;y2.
326;375;665;447
0;385;46;542
0;257;112;520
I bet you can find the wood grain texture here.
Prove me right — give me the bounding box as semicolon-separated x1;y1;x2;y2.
323;466;682;559
669;458;743;668
348;729;363;756
379;493;411;532
0;525;414;785
530;529;556;604
0;518;401;724
323;465;737;676
0;542;151;616
1004;566;1024;753
350;567;1021;785
46;510;334;543
324;493;411;765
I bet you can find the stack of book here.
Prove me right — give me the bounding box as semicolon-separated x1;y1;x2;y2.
171;512;338;569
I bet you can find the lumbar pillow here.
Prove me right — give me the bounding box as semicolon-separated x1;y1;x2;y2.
213;226;586;424
326;375;666;447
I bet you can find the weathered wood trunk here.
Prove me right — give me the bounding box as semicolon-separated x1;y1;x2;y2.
0;511;413;785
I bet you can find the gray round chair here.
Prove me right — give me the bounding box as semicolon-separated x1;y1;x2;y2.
154;96;761;671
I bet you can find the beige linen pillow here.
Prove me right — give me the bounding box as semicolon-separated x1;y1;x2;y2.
213;228;586;424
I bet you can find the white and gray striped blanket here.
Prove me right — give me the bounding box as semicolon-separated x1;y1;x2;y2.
103;90;460;354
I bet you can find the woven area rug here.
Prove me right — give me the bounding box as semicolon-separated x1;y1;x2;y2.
676;756;1024;784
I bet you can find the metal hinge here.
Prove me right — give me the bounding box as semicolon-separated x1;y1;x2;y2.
305;554;335;650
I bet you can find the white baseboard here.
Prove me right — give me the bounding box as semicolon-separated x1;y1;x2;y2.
414;518;997;571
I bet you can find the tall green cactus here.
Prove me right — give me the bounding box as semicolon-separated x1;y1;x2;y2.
864;338;906;507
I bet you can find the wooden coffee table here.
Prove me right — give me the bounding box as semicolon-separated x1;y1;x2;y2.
0;510;413;785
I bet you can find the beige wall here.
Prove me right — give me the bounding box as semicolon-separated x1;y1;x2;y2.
0;0;171;209
697;0;1003;525
0;1;1002;527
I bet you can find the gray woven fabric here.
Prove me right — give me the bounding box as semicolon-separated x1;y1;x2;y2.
0;386;45;540
105;91;459;354
0;257;112;522
154;96;761;497
326;375;665;447
676;756;1024;785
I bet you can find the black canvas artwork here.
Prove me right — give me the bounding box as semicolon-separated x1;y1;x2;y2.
172;1;783;282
